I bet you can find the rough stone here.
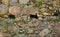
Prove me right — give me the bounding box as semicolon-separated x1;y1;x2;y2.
39;28;51;37
0;4;8;15
9;6;21;16
19;0;29;4
10;0;18;5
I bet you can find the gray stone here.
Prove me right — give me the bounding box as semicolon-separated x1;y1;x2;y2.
9;6;21;16
19;0;29;4
0;4;8;15
14;34;25;37
38;21;48;27
10;0;18;5
39;28;51;37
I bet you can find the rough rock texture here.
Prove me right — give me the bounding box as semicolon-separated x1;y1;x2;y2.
0;0;60;37
9;6;21;16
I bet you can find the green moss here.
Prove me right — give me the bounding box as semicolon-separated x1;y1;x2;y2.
2;25;8;30
0;25;8;30
36;0;43;2
50;16;60;22
0;17;3;22
6;18;15;24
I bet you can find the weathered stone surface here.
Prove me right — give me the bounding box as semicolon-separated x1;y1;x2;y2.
0;33;12;37
38;21;48;27
14;34;25;37
10;0;18;5
0;4;8;15
39;28;51;37
19;0;29;4
9;6;21;16
23;6;37;15
27;29;34;34
52;23;60;33
18;23;28;28
8;24;19;34
0;0;60;37
2;0;9;5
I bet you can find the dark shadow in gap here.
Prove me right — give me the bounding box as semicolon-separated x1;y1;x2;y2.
8;14;15;19
30;14;38;19
53;12;59;16
0;0;2;4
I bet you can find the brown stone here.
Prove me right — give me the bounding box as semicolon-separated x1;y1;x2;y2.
27;29;34;34
8;24;19;34
44;0;48;3
0;33;12;37
18;23;28;28
0;4;8;15
9;6;21;16
2;0;9;5
28;23;38;27
52;23;60;33
21;24;28;28
23;6;36;15
40;8;47;13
